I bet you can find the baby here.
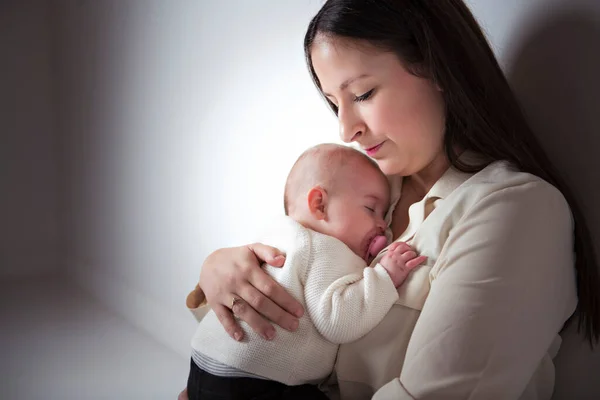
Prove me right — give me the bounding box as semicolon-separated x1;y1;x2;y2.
186;143;426;400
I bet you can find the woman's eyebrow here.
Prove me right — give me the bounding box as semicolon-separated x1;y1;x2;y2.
323;74;371;96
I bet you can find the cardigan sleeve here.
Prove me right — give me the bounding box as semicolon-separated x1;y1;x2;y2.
303;233;399;344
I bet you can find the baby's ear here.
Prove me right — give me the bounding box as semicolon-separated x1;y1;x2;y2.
307;186;328;220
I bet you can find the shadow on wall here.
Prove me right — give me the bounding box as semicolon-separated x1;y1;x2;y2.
506;7;600;400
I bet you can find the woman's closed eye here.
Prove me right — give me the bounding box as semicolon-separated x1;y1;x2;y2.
365;206;376;213
354;88;375;103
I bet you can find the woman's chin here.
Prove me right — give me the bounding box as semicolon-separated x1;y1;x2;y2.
377;159;404;176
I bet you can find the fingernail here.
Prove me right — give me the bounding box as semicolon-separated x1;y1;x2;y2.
294;308;304;318
288;319;299;331
265;328;276;340
234;331;243;341
274;255;285;262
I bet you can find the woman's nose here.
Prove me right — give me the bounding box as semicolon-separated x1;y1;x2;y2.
338;106;366;143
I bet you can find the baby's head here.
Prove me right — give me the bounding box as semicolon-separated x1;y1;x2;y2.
284;144;390;263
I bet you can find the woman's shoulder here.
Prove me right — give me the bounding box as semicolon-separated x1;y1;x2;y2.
445;160;572;226
429;159;575;275
461;160;565;202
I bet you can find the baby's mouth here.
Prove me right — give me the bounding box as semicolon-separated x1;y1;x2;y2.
365;235;388;263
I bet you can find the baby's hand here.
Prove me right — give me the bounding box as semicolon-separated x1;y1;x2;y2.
379;242;427;288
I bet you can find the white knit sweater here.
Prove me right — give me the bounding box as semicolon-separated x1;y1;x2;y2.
191;216;399;386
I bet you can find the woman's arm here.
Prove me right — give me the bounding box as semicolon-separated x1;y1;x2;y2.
197;243;304;340
374;182;577;399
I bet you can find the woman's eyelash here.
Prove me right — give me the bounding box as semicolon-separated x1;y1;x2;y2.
354;89;374;102
365;206;375;213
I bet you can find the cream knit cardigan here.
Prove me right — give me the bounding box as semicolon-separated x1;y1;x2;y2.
191;216;400;386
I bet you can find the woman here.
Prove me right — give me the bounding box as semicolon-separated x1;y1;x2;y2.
185;0;600;398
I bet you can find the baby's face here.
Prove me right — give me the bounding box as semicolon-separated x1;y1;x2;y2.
324;162;390;264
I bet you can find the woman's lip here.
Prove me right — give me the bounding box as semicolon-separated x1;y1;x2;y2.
365;142;384;156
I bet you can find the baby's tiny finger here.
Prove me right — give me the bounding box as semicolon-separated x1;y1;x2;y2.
406;255;428;269
401;250;417;260
394;242;411;253
387;242;401;252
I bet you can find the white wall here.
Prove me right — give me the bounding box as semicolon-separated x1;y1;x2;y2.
0;1;62;279
55;0;600;396
497;1;600;399
57;0;338;357
467;0;600;65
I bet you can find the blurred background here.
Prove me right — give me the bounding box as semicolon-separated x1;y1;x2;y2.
1;0;599;398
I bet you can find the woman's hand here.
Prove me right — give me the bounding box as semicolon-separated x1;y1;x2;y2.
199;243;304;341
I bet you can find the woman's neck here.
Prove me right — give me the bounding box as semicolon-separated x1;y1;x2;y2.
389;152;454;240
405;152;453;199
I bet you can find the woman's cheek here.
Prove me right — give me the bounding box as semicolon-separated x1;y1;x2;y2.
374;101;402;137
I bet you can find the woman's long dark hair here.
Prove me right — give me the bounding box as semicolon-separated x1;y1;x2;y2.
304;0;600;346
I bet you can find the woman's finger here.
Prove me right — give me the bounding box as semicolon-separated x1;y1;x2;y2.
198;244;302;338
249;266;304;318
213;304;244;341
230;294;278;340
248;243;286;267
238;282;300;332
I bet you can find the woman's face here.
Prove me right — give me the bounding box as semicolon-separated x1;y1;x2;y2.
310;35;447;177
